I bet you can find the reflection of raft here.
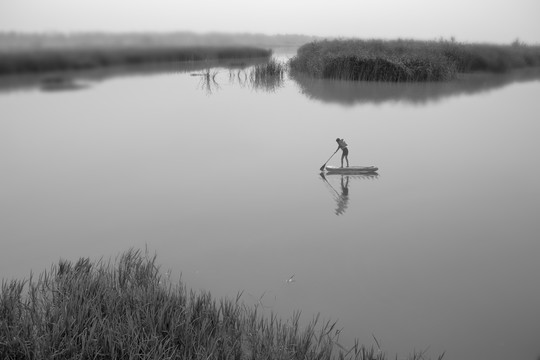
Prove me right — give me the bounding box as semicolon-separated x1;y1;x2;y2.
322;172;379;180
325;166;378;173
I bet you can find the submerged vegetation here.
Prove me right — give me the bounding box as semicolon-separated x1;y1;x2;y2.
0;249;444;360
289;39;540;82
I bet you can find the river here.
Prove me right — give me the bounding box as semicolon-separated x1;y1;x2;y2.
1;56;539;360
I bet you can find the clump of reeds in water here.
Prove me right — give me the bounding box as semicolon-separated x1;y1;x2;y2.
289;39;540;82
0;249;445;360
249;59;286;91
196;67;221;94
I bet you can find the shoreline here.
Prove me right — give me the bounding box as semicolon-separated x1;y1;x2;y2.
0;56;271;93
0;46;272;77
0;46;272;76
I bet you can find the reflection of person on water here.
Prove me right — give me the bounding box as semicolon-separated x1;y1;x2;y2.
320;173;350;216
335;138;349;167
340;176;349;196
335;176;350;216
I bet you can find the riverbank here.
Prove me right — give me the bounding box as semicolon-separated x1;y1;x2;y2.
289;39;540;82
0;249;444;359
0;46;271;76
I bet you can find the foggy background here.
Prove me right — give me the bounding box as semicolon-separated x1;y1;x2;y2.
1;0;540;44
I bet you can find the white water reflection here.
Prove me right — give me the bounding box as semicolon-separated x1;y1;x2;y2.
1;60;540;360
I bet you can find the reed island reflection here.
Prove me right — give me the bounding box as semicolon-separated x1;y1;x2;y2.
290;67;540;105
320;172;379;216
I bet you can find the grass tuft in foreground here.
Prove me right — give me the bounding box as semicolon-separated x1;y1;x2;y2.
0;250;442;359
289;39;540;82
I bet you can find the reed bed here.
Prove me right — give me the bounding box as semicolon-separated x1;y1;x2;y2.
0;46;271;75
0;249;443;360
249;59;286;91
289;39;540;82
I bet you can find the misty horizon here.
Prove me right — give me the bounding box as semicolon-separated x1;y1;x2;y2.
1;0;539;44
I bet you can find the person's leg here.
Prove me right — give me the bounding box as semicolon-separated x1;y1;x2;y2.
344;148;349;167
341;152;345;167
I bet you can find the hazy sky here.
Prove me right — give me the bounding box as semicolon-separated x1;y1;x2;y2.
1;0;540;44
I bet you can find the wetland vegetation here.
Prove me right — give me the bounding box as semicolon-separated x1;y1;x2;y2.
0;46;271;76
0;249;443;360
0;31;318;76
289;39;540;82
4;32;540;85
249;59;287;91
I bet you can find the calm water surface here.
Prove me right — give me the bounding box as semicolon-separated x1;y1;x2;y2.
1;60;539;360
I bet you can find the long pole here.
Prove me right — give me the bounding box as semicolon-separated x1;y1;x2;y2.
319;150;338;171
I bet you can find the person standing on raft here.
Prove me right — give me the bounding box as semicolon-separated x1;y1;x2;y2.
336;138;349;167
